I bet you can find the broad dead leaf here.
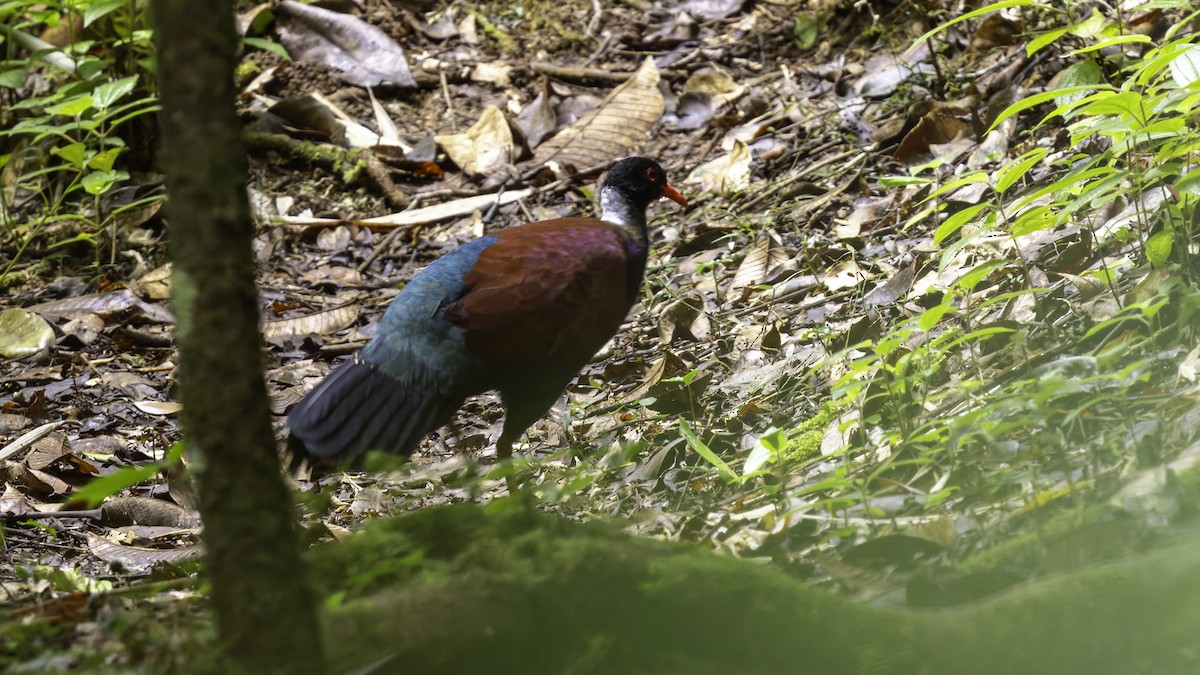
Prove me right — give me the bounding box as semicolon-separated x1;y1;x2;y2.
729;230;790;297
435;105;516;175
275;0;416;87
515;81;558;149
28;290;174;323
896;112;971;164
532;57;664;171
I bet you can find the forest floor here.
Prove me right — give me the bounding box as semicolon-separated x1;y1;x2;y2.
4;0;1200;670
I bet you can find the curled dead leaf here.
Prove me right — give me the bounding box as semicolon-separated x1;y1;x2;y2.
435;105;515;176
687;139;752;194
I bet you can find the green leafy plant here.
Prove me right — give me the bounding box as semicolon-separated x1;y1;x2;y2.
1;0;161;280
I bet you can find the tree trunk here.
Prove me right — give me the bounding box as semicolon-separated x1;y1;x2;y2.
151;2;325;672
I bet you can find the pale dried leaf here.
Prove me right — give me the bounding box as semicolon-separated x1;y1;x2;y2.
822;259;864;291
264;304;359;340
515;83;557;149
532;57;664;171
683;68;744;107
0;308;55;358
87;532;201;568
269;93;405;149
275;0;416;87
138;263;172;300
28;290;174;323
687;139;752;193
729;230;789;296
279;188;534;228
367;86;408;149
471;62;512;86
134;400;183;416
0;421;65;462
682;0;747;21
434;105;515;175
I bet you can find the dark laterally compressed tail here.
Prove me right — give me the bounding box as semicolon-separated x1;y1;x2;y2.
287;359;457;464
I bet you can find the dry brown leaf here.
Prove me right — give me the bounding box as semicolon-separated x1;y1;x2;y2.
515;81;558;150
683;68;744;107
137;263;172;300
658;293;712;343
895;112;971;164
264;304;359;340
28;290;174;323
86;532;201;568
24;432;71;471
532;57;664;171
0;421;65;462
863;263;917;308
100;496;199;528
729;230;789;297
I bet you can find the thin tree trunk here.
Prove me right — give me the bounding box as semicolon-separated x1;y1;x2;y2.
151;2;325;672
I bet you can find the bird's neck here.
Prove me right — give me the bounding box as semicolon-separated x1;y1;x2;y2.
600;188;648;241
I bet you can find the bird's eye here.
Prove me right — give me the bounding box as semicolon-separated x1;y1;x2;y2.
645;167;659;182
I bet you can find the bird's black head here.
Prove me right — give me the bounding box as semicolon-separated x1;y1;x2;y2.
603;157;688;212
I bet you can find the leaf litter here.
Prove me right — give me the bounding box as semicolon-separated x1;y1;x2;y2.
5;0;1200;665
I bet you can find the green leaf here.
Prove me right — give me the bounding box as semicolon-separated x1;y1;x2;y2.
81;169;127;194
1169;45;1200;87
1011;204;1054;237
0;67;26;89
92;75;138;111
744;431;779;475
1177;169;1200;197
81;0;127;27
72;463;162;508
1067;33;1151;57
1078;90;1144;118
914;0;1032;45
51;142;87;168
48;95;95;117
242;37;292;61
934;203;988;245
1067;7;1106;38
679;420;737;483
918;302;955;332
989;86;1102;133
1055;59;1103;109
994;148;1048;194
956;260;1008;292
1027;27;1069;56
87;147;122;172
792;14;817;50
1145;230;1173;266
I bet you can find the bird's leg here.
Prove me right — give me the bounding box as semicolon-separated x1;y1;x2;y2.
496;435;519;494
